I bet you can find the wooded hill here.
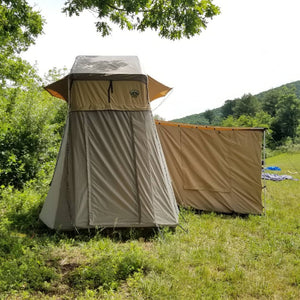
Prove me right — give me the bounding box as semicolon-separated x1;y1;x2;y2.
172;80;300;148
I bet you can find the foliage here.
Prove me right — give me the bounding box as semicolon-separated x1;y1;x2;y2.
172;108;223;125
0;0;43;54
232;93;259;118
203;109;214;124
0;234;58;292
261;89;282;117
270;90;300;145
221;110;272;128
62;0;220;40
173;112;210;125
0;71;67;189
0;153;299;298
0;0;44;85
175;81;300;148
221;99;237;118
256;80;300;101
66;243;149;291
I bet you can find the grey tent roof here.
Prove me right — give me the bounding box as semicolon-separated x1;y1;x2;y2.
71;56;144;76
45;56;172;102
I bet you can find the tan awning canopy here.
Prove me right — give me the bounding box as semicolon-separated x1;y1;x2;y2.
45;76;68;101
44;56;172;102
148;76;172;101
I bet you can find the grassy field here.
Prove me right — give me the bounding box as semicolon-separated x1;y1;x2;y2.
0;153;299;299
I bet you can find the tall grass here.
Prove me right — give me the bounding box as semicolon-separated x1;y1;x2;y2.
0;153;299;299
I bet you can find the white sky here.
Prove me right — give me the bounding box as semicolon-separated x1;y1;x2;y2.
22;0;300;120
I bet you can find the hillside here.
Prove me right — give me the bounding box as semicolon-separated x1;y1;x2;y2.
172;80;300;125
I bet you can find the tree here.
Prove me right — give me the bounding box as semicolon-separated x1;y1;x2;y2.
233;94;259;118
0;0;44;85
221;99;237;118
270;91;300;144
261;89;282;117
222;111;272;129
203;109;215;124
62;0;220;40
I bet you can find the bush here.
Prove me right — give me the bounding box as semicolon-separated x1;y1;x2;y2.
0;79;67;189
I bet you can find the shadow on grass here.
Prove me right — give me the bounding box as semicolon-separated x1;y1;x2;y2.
181;207;252;220
6;203;174;243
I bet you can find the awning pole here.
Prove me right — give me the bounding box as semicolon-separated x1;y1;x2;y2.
263;130;266;215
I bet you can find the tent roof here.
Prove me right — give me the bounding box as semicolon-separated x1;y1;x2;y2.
44;56;172;102
71;56;144;75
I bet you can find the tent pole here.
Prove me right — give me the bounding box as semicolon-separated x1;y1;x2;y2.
263;130;266;215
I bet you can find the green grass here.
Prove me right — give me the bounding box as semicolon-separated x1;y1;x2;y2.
0;154;299;299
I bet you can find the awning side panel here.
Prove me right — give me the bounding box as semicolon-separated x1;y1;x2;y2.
156;123;263;214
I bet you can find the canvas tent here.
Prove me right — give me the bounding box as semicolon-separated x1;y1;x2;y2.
156;121;265;214
40;56;179;230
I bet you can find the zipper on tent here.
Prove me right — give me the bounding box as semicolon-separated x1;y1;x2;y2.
107;80;113;103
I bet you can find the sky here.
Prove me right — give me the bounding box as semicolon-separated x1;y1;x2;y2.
22;0;300;120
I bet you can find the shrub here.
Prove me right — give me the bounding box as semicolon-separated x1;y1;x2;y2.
0;80;67;189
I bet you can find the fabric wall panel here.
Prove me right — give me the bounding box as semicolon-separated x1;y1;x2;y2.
39;118;72;229
156;123;263;214
86;111;139;226
70;81;149;111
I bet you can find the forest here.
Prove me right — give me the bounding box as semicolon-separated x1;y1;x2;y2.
173;81;300;149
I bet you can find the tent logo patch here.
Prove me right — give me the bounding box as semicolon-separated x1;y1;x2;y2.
130;89;140;98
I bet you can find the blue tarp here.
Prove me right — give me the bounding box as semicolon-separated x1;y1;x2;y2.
265;166;281;171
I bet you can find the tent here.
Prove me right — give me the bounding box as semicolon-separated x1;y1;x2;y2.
156;121;265;214
40;56;179;230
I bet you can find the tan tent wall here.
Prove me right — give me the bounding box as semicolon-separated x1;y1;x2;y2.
39;56;178;230
70;80;149;111
155;121;264;214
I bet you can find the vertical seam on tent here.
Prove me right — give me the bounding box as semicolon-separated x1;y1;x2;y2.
149;114;159;224
65;116;73;225
154;116;178;218
130;113;142;224
84;113;92;225
66;78;74;227
146;79;156;223
178;126;187;207
146;112;156;223
220;131;234;212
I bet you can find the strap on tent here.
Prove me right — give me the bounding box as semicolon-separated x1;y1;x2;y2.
107;80;113;103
